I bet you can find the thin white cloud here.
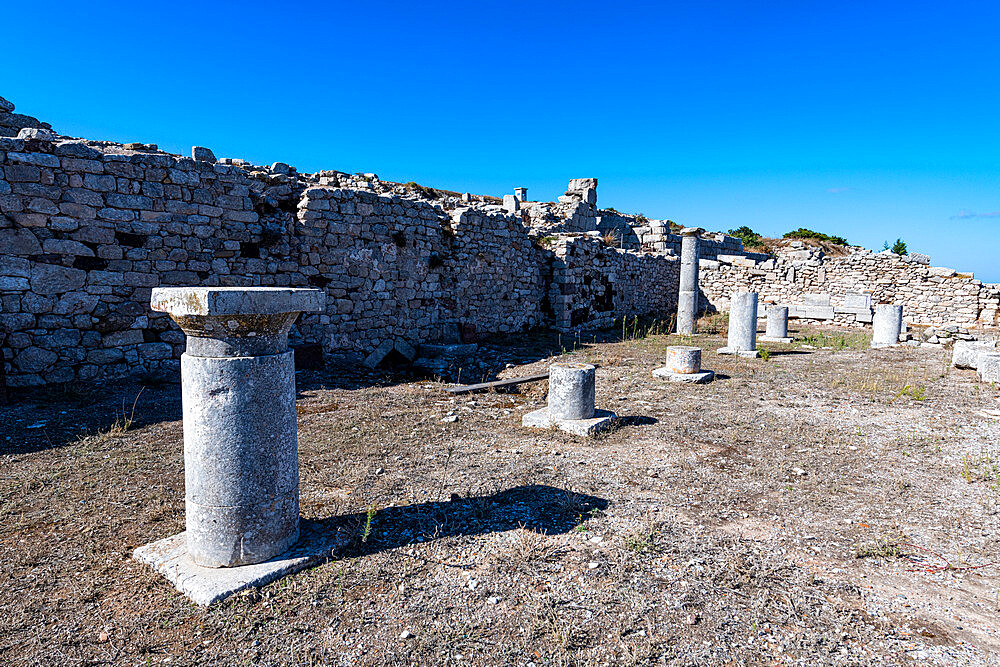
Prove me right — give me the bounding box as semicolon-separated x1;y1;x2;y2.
951;210;1000;220
826;187;850;193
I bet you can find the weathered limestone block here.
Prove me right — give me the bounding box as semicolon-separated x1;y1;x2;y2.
952;340;996;369
978;352;1000;383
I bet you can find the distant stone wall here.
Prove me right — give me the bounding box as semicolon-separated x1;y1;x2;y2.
698;242;1000;327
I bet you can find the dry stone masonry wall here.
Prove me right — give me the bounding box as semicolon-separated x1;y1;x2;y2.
698;241;1000;327
2;94;998;389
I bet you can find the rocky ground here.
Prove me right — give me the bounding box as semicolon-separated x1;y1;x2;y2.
2;323;999;666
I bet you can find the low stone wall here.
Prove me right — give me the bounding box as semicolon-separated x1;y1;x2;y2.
698;243;1000;327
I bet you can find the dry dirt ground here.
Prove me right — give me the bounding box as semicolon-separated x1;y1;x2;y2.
2;323;1000;666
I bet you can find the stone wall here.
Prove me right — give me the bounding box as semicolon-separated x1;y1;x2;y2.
0;130;680;388
548;235;679;331
698;241;1000;327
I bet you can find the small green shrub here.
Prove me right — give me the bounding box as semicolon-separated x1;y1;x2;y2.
783;228;848;246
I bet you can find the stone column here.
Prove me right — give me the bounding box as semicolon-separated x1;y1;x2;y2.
761;305;791;342
677;227;703;335
548;362;596;420
653;346;714;383
871;304;903;348
150;287;324;568
718;291;758;356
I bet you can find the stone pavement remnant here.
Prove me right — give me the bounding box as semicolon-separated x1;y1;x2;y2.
871;304;904;348
760;305;793;343
652;346;714;383
718;291;759;357
522;362;617;436
677;227;703;335
134;287;349;605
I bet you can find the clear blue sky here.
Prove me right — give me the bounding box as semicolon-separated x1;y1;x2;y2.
4;1;999;281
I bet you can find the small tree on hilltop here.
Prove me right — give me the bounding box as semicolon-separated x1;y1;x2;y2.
728;226;761;247
891;238;907;255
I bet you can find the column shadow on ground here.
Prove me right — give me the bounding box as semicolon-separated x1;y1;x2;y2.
307;484;610;559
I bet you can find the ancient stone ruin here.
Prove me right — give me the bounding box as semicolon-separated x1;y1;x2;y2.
2;92;999;392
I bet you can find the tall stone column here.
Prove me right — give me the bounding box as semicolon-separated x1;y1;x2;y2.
677;227;703;335
150;287;324;567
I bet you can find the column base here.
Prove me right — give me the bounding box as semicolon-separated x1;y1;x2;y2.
716;347;760;358
521;407;617;436
133;520;350;606
652;367;715;383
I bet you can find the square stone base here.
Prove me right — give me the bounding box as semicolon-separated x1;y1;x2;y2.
652;367;715;383
716;347;760;358
759;336;794;344
522;407;617;436
134;520;351;606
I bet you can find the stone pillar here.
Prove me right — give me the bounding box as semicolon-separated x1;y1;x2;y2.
150;287;324;568
761;306;791;342
766;306;788;338
522;362;616;435
664;346;701;374
871;304;903;348
718;291;758;356
502;194;520;213
677;227;703;335
653;346;714;383
514;187;528;202
548;362;596;420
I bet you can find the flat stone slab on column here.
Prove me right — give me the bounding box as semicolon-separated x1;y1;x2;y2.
150;286;324;316
651;367;714;383
134;522;351;606
521;407;618;436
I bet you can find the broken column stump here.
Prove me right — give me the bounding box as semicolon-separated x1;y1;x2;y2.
134;287;348;605
652;346;714;383
522;362;617;436
760;305;793;343
871;304;903;348
718;291;759;357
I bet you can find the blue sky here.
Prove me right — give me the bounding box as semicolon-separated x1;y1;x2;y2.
4;1;999;280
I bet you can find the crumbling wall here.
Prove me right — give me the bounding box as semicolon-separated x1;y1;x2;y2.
0;133;583;388
698;242;999;327
0;96;52;138
547;235;679;331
